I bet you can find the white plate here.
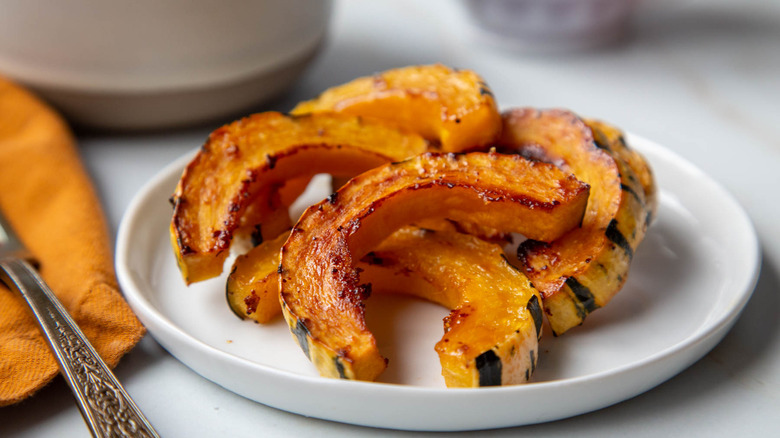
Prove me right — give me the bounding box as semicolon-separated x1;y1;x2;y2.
115;134;760;431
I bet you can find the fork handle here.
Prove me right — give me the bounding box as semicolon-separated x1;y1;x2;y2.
0;257;160;438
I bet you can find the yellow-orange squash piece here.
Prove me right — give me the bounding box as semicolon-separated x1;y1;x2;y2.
586;118;658;224
279;152;589;381
226;232;287;323
360;227;543;387
227;226;543;387
291;64;501;152
170;112;428;284
499;108;654;335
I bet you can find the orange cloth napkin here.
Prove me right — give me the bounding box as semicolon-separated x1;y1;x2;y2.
0;77;145;406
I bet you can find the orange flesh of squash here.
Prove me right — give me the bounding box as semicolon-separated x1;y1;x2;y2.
170;111;428;284
227;226;542;387
291;64;501;152
499;108;653;335
279;152;589;381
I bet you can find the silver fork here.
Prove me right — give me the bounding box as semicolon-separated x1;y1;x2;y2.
0;210;160;437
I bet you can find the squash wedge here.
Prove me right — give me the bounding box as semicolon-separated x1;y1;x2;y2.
227;225;507;325
498;108;653;335
586;118;658;224
170;111;428;284
226;232;287;323
227;227;543;387
360;227;542;387
291;64;501;152
279;152;589;381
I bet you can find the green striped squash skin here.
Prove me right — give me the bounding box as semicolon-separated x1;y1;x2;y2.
506;110;654;336
538;147;649;335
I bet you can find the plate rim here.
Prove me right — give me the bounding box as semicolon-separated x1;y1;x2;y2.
115;133;761;431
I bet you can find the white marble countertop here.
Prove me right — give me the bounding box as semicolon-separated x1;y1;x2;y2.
2;0;779;436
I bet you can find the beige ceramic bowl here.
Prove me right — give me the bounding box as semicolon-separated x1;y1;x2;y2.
0;0;332;130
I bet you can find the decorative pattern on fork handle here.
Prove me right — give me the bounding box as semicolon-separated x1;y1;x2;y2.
51;313;156;437
0;258;159;438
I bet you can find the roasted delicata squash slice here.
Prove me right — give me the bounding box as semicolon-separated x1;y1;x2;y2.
170;111;428;284
585;118;658;224
360;227;543;387
227;226;543;387
279;152;589;382
227;232;287;323
228;225;507;325
291;64;501;152
498;108;654;335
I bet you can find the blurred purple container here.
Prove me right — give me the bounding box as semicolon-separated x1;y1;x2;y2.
465;0;638;51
